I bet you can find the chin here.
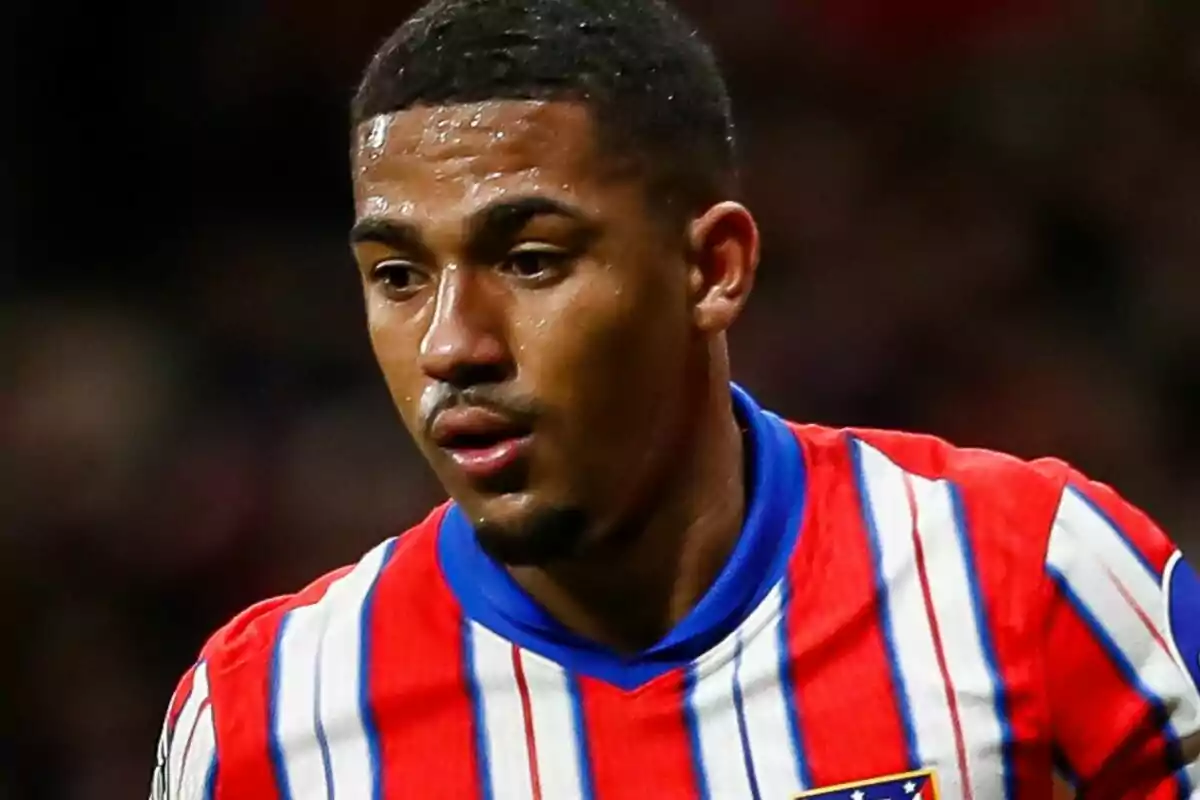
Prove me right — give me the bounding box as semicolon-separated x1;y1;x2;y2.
471;502;591;567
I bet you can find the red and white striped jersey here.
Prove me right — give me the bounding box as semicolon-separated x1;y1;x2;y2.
150;386;1200;800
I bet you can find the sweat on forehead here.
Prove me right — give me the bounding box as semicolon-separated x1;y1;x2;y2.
354;101;595;163
351;101;619;217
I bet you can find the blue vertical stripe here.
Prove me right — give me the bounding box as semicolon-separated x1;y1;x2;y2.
203;753;219;800
776;577;812;790
682;666;711;800
948;484;1015;800
358;538;397;800
731;638;763;800
1047;567;1191;799
462;621;494;800
565;673;597;800
267;612;296;800
849;437;922;770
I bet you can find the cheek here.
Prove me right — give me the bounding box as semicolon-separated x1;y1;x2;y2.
366;307;426;427
364;289;398;337
517;279;688;438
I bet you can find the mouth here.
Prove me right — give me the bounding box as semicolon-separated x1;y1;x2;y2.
430;407;534;484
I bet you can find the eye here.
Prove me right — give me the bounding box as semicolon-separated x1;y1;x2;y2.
370;259;429;299
500;245;571;283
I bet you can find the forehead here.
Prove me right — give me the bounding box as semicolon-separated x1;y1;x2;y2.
352;101;605;219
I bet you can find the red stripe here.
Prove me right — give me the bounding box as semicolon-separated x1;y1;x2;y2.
783;425;912;787
904;473;974;800
578;671;699;799
369;510;485;798
1047;582;1177;798
205;566;356;800
951;458;1060;797
206;596;297;800
512;647;544;800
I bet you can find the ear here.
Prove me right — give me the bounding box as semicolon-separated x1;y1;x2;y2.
686;201;760;334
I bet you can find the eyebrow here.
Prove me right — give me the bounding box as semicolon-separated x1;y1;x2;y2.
348;217;424;251
467;196;589;241
349;196;591;252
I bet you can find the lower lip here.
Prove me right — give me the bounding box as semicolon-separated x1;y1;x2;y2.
444;435;532;481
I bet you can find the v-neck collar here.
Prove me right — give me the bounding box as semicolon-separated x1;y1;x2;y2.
437;384;807;690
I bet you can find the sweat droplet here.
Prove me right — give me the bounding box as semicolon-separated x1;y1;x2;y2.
367;116;389;152
364;196;390;216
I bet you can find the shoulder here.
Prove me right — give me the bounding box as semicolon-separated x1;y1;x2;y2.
788;421;1118;563
788;419;1175;569
791;421;1070;512
195;503;452;688
152;506;453;796
847;425;1071;515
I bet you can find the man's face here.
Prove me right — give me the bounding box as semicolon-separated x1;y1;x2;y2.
350;101;699;564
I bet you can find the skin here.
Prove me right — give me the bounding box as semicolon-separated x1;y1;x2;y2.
350;100;760;652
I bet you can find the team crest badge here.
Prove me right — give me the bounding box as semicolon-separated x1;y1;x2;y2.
793;768;940;799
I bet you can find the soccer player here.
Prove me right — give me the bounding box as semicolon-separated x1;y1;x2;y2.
150;0;1200;798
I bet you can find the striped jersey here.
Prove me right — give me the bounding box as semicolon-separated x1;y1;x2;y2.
151;386;1200;800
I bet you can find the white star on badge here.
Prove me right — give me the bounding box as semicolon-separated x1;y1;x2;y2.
904;781;917;794
851;791;866;800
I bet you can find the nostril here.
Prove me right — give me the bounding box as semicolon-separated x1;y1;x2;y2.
434;361;513;390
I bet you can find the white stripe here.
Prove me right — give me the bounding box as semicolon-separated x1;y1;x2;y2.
151;716;170;800
735;584;806;797
469;622;535;800
855;442;962;794
1047;515;1200;788
1059;487;1168;637
176;704;216;800
319;541;391;797
273;539;393;799
690;641;754;798
274;603;328;798
517;650;586;799
169;663;211;798
909;473;1007;799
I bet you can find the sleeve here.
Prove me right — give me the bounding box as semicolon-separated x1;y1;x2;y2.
1042;472;1200;799
149;661;219;800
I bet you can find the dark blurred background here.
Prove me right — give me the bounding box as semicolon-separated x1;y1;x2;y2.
4;1;1200;796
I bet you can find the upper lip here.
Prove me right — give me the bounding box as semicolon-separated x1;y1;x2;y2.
429;406;533;449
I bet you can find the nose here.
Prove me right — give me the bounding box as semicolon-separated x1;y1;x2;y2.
419;266;512;387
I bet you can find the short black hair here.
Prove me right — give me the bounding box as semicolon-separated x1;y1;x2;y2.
352;0;738;217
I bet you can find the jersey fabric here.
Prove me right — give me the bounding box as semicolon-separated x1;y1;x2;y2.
150;385;1200;800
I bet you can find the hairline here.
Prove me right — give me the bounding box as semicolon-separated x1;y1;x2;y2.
350;97;707;226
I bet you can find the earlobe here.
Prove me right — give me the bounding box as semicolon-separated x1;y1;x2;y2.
688;201;760;334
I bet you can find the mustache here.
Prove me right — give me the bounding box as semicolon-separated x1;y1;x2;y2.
419;384;542;438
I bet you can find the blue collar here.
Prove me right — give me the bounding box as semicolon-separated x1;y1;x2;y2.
437;384;807;689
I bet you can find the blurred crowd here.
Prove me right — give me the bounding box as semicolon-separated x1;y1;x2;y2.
4;1;1200;797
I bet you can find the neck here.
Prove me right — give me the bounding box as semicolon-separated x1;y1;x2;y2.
508;362;747;654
